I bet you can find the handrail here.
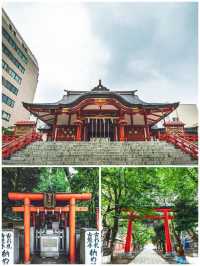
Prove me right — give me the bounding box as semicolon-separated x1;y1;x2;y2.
159;133;198;159
2;131;42;159
2;135;17;144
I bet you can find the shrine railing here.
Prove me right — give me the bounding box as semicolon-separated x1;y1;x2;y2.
159;133;198;159
2;132;42;159
2;135;17;144
181;133;198;142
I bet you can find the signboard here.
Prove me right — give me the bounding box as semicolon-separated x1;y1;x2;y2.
80;229;100;264
1;230;15;265
85;230;100;264
44;192;56;208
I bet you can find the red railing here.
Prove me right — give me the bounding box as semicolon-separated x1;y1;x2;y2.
2;132;42;160
159;132;198;143
2;135;17;144
159;133;198;160
180;133;198;142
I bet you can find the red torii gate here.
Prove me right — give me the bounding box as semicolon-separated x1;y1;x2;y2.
8;192;92;264
124;208;174;254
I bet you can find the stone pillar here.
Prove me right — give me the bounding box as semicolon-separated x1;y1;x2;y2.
24;197;31;264
69;197;76;263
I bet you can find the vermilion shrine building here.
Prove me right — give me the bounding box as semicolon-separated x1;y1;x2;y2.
23;81;179;142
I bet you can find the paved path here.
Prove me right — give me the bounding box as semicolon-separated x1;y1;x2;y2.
131;244;168;264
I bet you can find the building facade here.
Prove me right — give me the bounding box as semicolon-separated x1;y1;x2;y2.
24;80;179;141
2;9;39;128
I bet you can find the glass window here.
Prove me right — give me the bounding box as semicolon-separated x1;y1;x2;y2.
2;27;28;64
2;44;25;74
2;93;15;108
2;110;11;121
2;60;22;84
2;77;19;95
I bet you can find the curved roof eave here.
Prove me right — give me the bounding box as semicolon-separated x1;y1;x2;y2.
23;93;179;110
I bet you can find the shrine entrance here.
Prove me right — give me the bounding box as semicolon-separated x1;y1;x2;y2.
8;192;92;264
23;80;179;143
124;208;174;254
85;118;116;141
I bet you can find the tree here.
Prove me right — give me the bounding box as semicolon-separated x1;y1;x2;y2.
101;167;198;255
102;167;160;252
65;167;99;228
33;168;71;192
2;167;40;220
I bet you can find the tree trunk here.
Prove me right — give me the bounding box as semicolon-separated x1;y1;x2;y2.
187;228;198;241
110;208;120;256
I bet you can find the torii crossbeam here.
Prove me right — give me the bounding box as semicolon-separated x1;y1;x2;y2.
124;208;174;254
8;192;92;264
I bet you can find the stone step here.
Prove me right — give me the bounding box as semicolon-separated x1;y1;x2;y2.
3;140;197;165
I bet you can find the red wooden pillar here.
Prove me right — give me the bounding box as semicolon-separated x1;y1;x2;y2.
75;120;83;141
24;197;31;264
32;213;36;227
69;197;76;263
157;130;161;140
115;125;118;141
52;114;58;141
119;119;127;142
124;219;133;253
163;210;172;253
144;113;150;141
96;207;99;230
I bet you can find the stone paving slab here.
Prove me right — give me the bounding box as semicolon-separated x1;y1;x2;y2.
130;246;169;264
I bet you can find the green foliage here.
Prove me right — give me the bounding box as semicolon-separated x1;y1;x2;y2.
66;167;99;228
2;167;40;220
33;168;71;192
2;167;99;228
173;199;198;233
101;167;198;251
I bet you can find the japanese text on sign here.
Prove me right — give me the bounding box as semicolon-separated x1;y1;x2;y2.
1;231;14;265
85;231;100;264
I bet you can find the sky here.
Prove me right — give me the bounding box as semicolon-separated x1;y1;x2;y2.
3;1;198;104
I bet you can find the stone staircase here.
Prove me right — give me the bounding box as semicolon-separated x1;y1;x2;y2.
3;139;197;165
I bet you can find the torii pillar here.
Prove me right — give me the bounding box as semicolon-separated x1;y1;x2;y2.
163;209;172;253
124;219;133;253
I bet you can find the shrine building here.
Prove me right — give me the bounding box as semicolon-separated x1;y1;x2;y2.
23;80;179;142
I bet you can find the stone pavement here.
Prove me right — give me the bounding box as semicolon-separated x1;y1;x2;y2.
130;244;168;264
186;256;199;264
31;254;67;264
